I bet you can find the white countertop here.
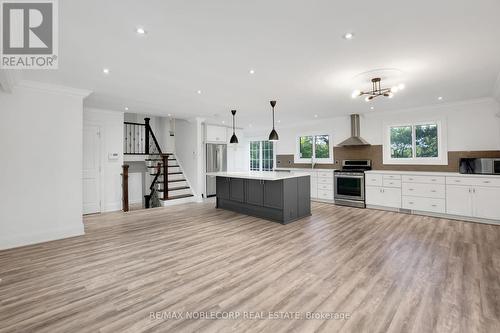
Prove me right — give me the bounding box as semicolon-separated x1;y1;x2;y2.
365;170;500;178
206;171;311;180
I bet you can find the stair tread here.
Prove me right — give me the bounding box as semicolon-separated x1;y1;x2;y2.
159;186;190;191
165;194;194;200
155;179;186;183
168;172;183;175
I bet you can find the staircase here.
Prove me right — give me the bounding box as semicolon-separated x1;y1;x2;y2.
145;153;194;207
123;117;194;210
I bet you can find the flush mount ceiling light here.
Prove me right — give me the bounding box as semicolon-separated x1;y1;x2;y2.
124;106;129;111
352;78;404;102
102;68;110;74
268;100;279;141
136;27;147;35
249;69;255;74
343;32;354;40
230;110;239;144
438;96;443;100
197;90;202;94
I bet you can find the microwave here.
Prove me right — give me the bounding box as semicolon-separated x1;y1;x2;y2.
459;158;500;175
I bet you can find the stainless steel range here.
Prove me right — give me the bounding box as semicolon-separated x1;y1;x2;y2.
334;160;372;208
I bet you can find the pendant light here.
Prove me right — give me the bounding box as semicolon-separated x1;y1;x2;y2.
230;110;238;144
268;100;279;141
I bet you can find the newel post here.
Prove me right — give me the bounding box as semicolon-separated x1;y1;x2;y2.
122;164;129;212
144;117;150;155
163;154;169;200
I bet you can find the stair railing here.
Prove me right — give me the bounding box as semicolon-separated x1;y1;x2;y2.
145;163;162;208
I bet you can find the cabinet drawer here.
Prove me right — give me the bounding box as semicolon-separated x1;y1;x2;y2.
317;189;333;200
402;175;445;184
446;176;500;187
383;179;401;188
317;177;333;185
317;171;333;178
383;174;401;180
366;174;383;187
402;196;446;213
317;183;333;191
402;183;445;199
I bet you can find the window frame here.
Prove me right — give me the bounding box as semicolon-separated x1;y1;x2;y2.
383;119;447;165
249;140;275;171
294;133;333;164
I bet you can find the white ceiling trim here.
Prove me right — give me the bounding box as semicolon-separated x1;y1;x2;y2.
493;71;500;103
0;70;18;93
16;80;92;98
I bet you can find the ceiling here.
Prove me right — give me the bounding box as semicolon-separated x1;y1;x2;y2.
21;0;500;128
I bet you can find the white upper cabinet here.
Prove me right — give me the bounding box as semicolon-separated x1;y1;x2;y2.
206;125;227;143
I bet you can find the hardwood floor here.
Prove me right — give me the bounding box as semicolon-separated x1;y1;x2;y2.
1;201;500;332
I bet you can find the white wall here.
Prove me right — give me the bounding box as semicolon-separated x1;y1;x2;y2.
175;118;203;199
83;108;124;212
0;82;89;250
248;98;500;155
226;128;249;172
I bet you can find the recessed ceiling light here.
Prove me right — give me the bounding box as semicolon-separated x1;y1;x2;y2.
398;83;405;90
370;106;374;110
249;69;255;74
314;114;318;118
248;124;253;128
124;107;129;111
222;120;225;124
277;120;281;123
102;68;110;74
136;27;146;35
168;113;172;117
438;96;443;100
343;32;354;40
197;90;202;94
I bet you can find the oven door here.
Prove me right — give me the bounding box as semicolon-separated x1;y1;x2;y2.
334;174;365;201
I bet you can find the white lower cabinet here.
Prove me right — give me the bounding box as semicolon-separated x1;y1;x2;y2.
367;171;500;223
446;185;472;216
366;186;401;208
446;185;500;220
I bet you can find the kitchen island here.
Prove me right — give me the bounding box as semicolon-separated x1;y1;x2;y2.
206;171;311;224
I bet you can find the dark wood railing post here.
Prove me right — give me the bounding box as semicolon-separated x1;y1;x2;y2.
163;154;169;200
121;164;129;212
144;117;150;155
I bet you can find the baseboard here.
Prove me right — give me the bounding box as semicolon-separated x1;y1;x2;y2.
0;224;85;251
103;201;122;212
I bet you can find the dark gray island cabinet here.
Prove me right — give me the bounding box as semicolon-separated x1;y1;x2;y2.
213;173;311;224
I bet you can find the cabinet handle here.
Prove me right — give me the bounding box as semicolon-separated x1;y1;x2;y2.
431;204;437;207
431;190;436;193
431;179;436;182
483;181;491;184
408;178;414;180
473;188;476;194
409;188;414;191
455;180;461;183
469;188;471;193
409;202;414;205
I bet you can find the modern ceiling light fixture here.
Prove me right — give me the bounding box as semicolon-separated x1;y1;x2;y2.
102;68;110;75
268;100;279;141
230;110;238;144
352;77;404;102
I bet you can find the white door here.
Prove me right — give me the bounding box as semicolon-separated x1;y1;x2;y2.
446;185;471;216
473;187;500;220
83;125;101;214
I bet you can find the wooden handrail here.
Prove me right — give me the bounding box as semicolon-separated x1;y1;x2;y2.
121;164;129;212
124;121;146;126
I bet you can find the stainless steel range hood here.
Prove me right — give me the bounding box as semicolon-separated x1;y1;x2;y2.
337;114;370;146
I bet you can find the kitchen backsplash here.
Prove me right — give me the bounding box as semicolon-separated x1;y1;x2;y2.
276;145;500;172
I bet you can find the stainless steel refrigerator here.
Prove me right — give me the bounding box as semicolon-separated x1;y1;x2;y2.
206;143;227;197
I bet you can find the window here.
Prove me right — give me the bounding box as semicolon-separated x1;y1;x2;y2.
296;134;332;163
250;141;274;171
384;120;446;165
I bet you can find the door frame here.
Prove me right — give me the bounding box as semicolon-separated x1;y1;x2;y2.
83;122;103;215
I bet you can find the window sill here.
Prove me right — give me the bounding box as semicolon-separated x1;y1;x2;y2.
383;157;448;165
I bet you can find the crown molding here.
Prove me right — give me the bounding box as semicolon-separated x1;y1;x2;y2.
493;71;500;103
0;70;19;93
16;80;92;98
